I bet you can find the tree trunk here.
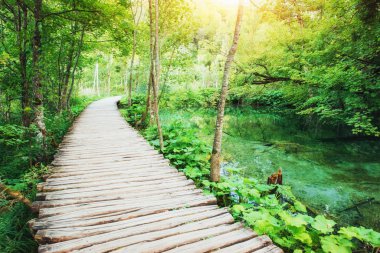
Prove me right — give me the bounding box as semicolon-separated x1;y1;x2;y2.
153;0;164;151
107;54;113;95
32;0;47;145
60;23;77;112
16;2;31;127
210;0;244;182
93;62;100;96
134;66;140;90
148;0;164;151
139;65;152;127
128;0;143;105
128;30;136;106
158;46;176;103
67;27;85;110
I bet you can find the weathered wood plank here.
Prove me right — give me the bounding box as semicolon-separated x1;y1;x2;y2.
165;228;257;253
33;185;200;208
74;217;238;253
35;206;220;243
215;235;273;253
110;223;242;253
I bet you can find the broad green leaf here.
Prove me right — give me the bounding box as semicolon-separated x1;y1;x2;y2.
294;201;307;213
311;215;336;234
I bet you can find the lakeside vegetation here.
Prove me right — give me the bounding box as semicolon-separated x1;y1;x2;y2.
119;92;380;253
0;0;379;252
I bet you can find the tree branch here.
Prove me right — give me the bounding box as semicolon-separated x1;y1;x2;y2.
42;9;100;19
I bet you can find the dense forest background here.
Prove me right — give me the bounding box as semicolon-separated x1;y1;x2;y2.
0;0;379;252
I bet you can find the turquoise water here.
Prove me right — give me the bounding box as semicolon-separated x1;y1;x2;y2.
160;108;380;231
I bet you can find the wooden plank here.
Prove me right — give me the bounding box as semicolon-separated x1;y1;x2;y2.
33;185;200;208
37;195;213;219
165;228;257;253
40;171;183;191
110;223;242;253
37;179;195;201
35;206;220;243
45;162;172;177
252;245;284;253
31;197;217;230
37;191;203;217
215;235;273;253
42;171;184;189
71;216;238;253
37;209;229;251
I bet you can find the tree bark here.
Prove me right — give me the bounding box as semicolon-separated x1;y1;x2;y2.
107;54;113;95
127;0;142;106
158;46;176;103
16;1;31;127
60;22;77;112
210;0;244;182
67;27;85;109
149;0;164;151
93;62;100;96
139;65;152;127
32;0;47;144
128;30;136;106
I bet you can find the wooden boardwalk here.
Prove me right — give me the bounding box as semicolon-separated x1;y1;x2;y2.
30;97;283;253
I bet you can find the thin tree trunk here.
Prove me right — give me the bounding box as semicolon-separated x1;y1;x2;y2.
93;62;100;96
158;46;176;103
139;65;152;127
210;0;244;182
151;0;164;151
32;0;47;145
60;23;77;111
107;54;113;96
128;30;136;106
16;2;31;127
135;66;140;90
128;0;142;106
67;27;85;109
57;39;63;110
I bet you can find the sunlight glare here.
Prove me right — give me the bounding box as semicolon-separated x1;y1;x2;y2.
211;0;256;7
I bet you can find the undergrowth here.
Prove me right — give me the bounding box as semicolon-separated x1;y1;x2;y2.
119;95;380;253
0;96;95;253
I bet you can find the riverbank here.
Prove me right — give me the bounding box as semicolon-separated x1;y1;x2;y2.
119;95;380;252
159;107;380;231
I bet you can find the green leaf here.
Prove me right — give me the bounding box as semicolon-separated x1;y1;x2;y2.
279;211;307;227
294;231;312;246
231;204;246;217
320;236;352;253
294;201;307;213
311;215;336;234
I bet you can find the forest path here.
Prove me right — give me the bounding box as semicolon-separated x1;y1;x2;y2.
30;97;282;253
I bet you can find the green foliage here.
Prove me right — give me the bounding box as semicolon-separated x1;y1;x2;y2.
232;0;380;137
118;94;146;126
0;97;92;253
121;94;380;252
161;88;219;110
144;121;211;182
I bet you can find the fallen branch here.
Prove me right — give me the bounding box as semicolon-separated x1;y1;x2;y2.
342;197;375;212
0;182;33;210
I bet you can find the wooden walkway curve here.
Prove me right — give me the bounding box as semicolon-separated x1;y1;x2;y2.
30;97;283;253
